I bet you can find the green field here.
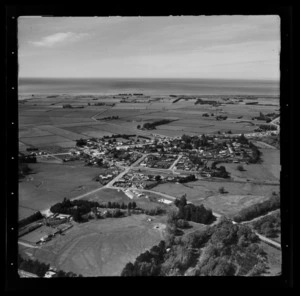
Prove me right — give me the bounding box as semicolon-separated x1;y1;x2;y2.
19;162;102;212
217;148;280;182
152;180;279;217
22;215;166;276
19;95;279;148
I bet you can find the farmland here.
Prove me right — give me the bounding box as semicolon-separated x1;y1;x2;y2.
152;180;279;217
21;215;166;277
18;93;281;277
19;94;279;149
19;161;102;213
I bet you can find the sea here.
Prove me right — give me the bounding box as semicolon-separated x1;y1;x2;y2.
18;78;279;96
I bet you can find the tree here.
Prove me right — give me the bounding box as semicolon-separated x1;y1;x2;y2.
177;219;190;229
155;175;161;182
97;158;103;167
167;210;178;226
121;262;134;276
237;164;245;171
219;187;226;194
137;125;141;129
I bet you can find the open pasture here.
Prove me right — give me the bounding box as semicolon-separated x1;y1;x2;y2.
25;215;165;276
37;125;89;141
153;180;279;216
61;125;114;138
19;162;102;211
20;135;75;147
217;149;280;182
19;127;53;138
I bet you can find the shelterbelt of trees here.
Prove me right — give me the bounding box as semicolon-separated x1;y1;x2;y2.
233;192;280;223
50;198;166;222
140;119;176;130
251;210;281;239
18;254;82;277
121;218;268;276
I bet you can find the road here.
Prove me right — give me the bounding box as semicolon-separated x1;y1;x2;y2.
240;209;279;225
104;154;148;187
169;155;183;171
252;140;277;150
255;232;281;249
18;241;40;249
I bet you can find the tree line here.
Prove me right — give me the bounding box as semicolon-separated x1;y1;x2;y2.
141;119;175;130
19;211;43;228
174;195;214;224
251;210;281;238
233;192;280;223
18;254;82;277
50;198;165;222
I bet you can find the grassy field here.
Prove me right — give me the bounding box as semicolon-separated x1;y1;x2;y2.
83;188;132;204
217;148;280;183
19;95;279;149
19;161;102;212
19;206;39;220
22;215;166;276
153;180;279;217
83;187;173;212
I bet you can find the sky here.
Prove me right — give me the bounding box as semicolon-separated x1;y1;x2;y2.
18;16;280;80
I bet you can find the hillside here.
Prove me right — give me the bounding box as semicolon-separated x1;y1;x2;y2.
121;219;269;276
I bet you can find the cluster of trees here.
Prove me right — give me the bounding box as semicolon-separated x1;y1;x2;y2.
109;149;131;161
62;104;72;108
50;198;101;222
256;124;278;131
121;219;267;276
251;211;281;238
50;198;165;222
233;192;280;223
93;102;115;106
76;138;88;147
202;113;209;117
142;119;175;130
103;134;135;140
174;195;214;224
18;254;82;277
19;211;43;228
210;164;230;178
98;201;137;210
195;98;219;106
181;134;209;149
248;142;262;164
216;115;228;120
189;155;204;166
102;116;119;120
177;174;197;183
236;133;249;145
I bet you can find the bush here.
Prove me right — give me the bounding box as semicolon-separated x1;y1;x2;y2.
176;219;190;229
237;165;245;171
219;187;226;194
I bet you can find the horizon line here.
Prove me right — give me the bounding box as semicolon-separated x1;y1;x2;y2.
18;77;280;82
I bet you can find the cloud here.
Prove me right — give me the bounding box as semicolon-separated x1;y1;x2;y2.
30;32;89;47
